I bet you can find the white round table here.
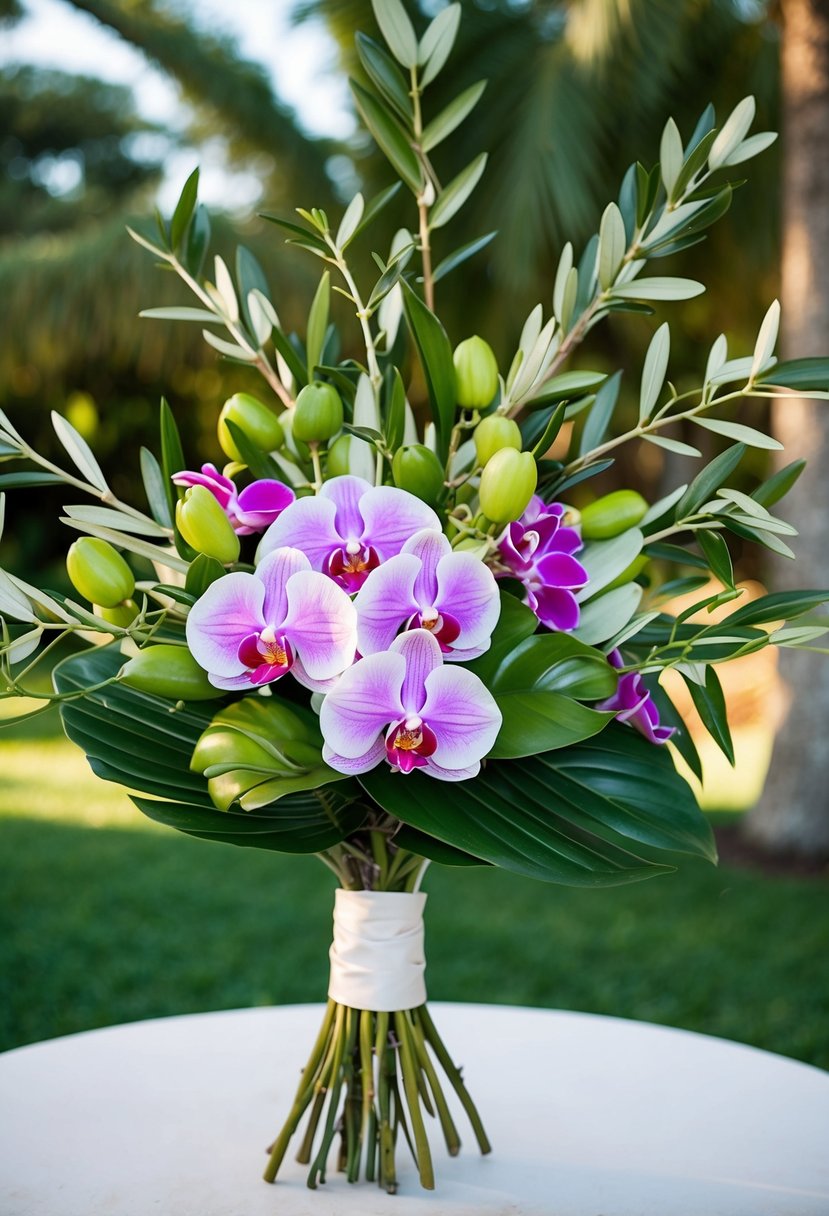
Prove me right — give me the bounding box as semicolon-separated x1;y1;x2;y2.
1;1003;827;1215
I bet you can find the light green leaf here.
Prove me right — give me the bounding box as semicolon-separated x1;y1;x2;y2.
574;584;643;645
751;299;780;379
213;255;239;322
553;242;574;325
609;277;705;301
351;80;422;193
336;193;365;247
641;484;688;528
306;271;330;378
62;505;169;538
421;80;486;152
419;3;461;84
660;117;684;197
201;330;256;362
639;322;670;422
432;231;496;283
598;202;626;290
695;416;783;450
51;411;108;492
372;0;418;67
429;153;488;229
709;95;755;169
644;435;702;457
579;529;645;600
139;307;218;323
704;334;728;385
0;569;36;622
722;130;777;167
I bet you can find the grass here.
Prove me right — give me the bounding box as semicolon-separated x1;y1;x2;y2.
1;708;827;1070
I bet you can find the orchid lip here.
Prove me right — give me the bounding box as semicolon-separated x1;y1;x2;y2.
384;715;439;773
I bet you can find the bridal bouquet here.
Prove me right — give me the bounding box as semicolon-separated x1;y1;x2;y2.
2;0;828;1196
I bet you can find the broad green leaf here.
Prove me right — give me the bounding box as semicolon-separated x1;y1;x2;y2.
432;231;496;283
694;416;782;450
419;3;461;84
184;553;226;599
491;693;613;759
393;825;489;868
422;81;486;152
350;80;422;193
579;529;645;600
659;117;683;196
429;153;488;229
51;411;108;492
676;443;746;518
361;724;714;887
681;665;734;764
372;0;418;67
639;322;670;422
574;584;642;645
609;277;705;301
306;271;330;378
598;202;626;290
170;166;199;252
401;280;455;457
355;33;413;122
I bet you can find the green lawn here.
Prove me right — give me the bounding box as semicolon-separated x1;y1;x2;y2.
1;711;827;1070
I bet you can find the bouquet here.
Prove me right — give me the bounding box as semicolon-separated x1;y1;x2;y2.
2;0;828;1196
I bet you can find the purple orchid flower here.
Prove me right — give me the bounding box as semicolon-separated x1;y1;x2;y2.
186;546;357;693
173;464;295;535
258;475;441;593
354;529;501;662
597;650;675;745
497;497;588;631
320;628;502;781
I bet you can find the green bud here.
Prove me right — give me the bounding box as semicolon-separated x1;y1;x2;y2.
473;414;522;467
479;449;538;525
95;599;139;627
120;645;217;701
392;444;445;505
218;393;284;462
66;538;135;608
453;336;499;408
176;485;240;564
292;381;344;443
326;433;352;478
580;490;648;540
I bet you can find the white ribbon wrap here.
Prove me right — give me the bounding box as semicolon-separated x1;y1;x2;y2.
327;889;427;1012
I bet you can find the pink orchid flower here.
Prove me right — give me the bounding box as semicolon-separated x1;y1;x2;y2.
597;650;675;745
497;498;588;631
186;547;357;692
173;464;295;535
258;475;440;592
320;629;502;781
354;529;500;661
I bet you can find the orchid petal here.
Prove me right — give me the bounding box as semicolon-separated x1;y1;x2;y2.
320;650;405;758
235;479;295;530
392;629;443;715
423;758;481;782
402;529;449;605
186;572;265;677
322;736;387;775
255;547;311;627
320;475;373;540
281;570;357;679
173;464;235;510
358;487;441;562
204;671;257;691
435;551;500;651
533;585;581;632
420;664;502;770
354;554;420;655
291;656;345;695
535;551;589;591
257;494;341;570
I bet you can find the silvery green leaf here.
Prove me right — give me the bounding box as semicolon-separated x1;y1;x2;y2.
59;518;189;573
247;291;273;346
6;625;43;664
419;2;461;83
0;410;23;443
201;330;257;362
431;231;497;283
641;484;688;528
574;584;642;645
62;505;170;538
270;450;308;488
6;573;75;622
372;0;418;67
660;117;684;196
354;372;381;431
378;282;403;350
722;130;777;167
578;529;645;601
450;437;476;478
707;355;754;385
429;153;488;229
609;277;704;301
249;287;279;328
643;197;710;246
708;96;755;169
644;434;702;457
553;242;573;324
423;421;437;453
716;487;774;518
0;492;4;542
695;417;783;450
403;401;418;445
51;412;108;492
518;303;543;357
598;202;626;290
751;299;780;379
512;317;556;399
139;307;218;322
705;334;728;385
505;350;524;395
639;322;670;422
559;266;579;332
0;569;36;622
614;257;646;286
579;371;620;457
725;512;797;536
677;661;707;686
607;611;660;650
421;81;486;152
336;193;365;248
213;256;239;322
771;625;829;647
306;271;330;378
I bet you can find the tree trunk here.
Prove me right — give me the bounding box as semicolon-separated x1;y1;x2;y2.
744;0;829;854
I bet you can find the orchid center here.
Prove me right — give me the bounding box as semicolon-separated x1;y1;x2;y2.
237;628;294;685
328;543;380;591
385;715;438;774
409;607;461;652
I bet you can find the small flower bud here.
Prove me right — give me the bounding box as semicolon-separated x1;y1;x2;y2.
580;490;648;539
66;538;135;608
95;599;139;627
325;433;352;478
292;382;344;443
479;449;538;525
176;485;241;564
218;393;284;462
473;414;522;467
120;644;217;701
392;444;445;505
453;336;499;408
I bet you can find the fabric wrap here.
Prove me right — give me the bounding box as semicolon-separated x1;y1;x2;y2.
327;889;427;1012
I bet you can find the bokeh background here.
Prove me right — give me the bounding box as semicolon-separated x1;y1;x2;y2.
1;0;827;1065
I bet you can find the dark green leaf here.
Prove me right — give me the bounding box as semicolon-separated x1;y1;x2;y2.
644;678;703;782
681;666;734;764
432;231;497;283
0;473;64;489
224;420;281;480
422;80;486;152
722;590;829;628
466;592;538;684
393;825;490;868
350;182;403;242
271;327;308;389
757;357;829;391
644;542;710;570
579;370;621;457
401;279;455;457
350;80;422;194
259;214;329;253
384;366;407;451
548;459;615;496
698;530;734;588
235;245;271;336
170;167;199;252
752;460;806;508
185;554;226;598
676;442;746;518
355;32;413;122
184;204;211;279
531;401;567;460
